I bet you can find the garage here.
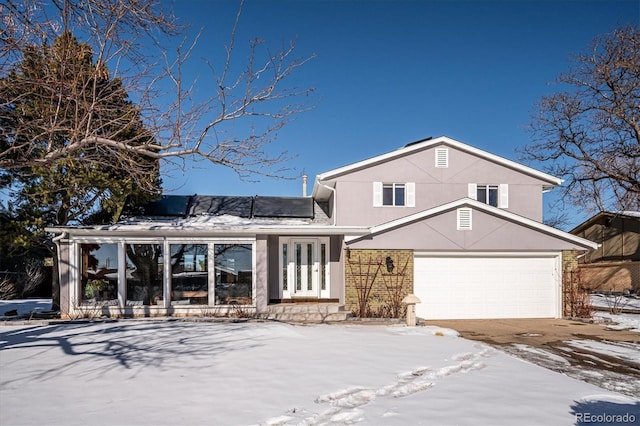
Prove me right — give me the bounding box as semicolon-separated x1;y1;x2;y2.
414;253;561;320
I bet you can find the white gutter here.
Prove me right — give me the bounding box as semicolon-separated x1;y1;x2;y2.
45;225;368;237
51;230;68;306
316;180;337;226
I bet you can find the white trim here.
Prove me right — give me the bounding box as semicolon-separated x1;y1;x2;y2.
208;244;216;306
314;136;562;189
414;251;561;257
49;226;368;238
278;236;331;299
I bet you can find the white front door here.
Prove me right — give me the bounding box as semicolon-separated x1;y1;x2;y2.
280;238;331;299
292;240;318;297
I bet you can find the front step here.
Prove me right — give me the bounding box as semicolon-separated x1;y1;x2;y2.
266;303;351;323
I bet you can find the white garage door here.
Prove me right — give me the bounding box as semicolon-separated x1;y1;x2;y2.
414;254;561;320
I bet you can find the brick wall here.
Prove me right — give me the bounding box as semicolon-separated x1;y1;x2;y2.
345;249;414;317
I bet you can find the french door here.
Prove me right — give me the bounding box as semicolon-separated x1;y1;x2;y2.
281;238;329;299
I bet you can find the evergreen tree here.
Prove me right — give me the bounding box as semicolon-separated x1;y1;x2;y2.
0;32;161;305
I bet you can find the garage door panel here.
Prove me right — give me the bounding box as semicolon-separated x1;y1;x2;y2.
414;255;559;320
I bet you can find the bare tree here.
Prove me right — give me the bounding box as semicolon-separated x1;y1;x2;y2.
521;25;640;214
0;0;315;181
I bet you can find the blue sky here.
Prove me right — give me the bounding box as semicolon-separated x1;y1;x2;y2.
162;0;639;228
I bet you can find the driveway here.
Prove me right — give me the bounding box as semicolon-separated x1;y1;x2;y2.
425;318;640;398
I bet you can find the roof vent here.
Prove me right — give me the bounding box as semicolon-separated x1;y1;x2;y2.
457;208;472;230
435;147;448;168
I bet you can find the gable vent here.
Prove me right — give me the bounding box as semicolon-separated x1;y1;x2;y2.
435;147;448;168
457;208;472;230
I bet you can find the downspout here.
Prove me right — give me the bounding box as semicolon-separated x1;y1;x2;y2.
316;181;337;226
51;231;68;313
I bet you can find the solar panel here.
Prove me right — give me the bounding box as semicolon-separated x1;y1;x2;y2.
190;196;253;218
253;196;314;218
136;195;192;217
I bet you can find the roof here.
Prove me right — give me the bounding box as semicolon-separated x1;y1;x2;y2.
570;211;640;235
45;215;368;237
312;136;563;199
345;198;599;250
47;194;363;237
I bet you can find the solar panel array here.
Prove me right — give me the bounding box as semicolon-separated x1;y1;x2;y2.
124;195;315;219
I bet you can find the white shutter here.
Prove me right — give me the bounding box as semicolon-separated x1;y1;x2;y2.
468;183;477;200
457;208;472;230
499;184;509;208
373;182;383;207
406;182;415;207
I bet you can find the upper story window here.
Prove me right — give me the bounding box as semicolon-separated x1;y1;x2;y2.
373;182;415;207
383;183;405;206
477;184;499;207
468;183;508;208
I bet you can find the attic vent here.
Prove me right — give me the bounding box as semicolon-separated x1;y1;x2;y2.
435;147;448;168
457;208;472;230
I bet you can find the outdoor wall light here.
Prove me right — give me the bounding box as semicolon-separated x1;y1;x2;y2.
385;256;394;273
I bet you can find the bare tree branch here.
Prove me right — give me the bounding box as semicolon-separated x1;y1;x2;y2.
520;25;640;214
1;0;315;182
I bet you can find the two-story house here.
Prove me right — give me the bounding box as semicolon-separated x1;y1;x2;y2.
49;136;597;320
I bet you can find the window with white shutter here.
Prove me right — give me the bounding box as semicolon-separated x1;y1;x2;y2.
373;182;415;207
469;183;508;208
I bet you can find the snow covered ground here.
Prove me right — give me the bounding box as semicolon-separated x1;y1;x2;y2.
1;302;639;425
591;294;640;332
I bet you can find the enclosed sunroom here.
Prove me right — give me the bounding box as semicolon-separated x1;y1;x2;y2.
49;195;366;318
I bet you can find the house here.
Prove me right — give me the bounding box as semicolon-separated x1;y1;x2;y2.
48;136;597;320
570;211;640;293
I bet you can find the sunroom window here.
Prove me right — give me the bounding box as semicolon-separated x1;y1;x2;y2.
170;244;208;305
80;243;118;305
125;243;164;306
215;244;253;305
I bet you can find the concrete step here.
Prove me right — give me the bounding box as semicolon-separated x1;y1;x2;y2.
267;303;345;314
266;311;352;323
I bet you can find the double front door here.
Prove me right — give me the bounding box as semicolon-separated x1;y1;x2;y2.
281;238;329;299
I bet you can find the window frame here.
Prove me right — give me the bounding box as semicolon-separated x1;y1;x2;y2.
468;183;509;208
373;182;415;207
72;237;256;310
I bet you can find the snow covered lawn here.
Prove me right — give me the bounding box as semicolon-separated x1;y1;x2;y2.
591;294;640;332
1;319;638;426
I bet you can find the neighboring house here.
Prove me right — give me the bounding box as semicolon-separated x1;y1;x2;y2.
570;211;640;293
48;136;597;320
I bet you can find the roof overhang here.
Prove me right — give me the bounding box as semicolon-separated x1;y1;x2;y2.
570;210;640;235
45;225;369;239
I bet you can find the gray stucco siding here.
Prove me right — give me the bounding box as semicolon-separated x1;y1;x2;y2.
346;208;590;251
328;145;550;227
